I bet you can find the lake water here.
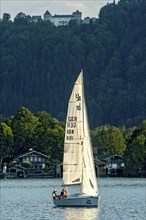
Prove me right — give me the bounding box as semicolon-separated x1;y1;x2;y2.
0;178;145;220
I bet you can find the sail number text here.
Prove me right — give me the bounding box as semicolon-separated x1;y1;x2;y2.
66;116;77;140
68;116;77;122
67;122;76;129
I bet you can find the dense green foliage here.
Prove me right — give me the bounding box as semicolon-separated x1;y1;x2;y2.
0;107;145;176
91;125;126;155
124;120;146;176
0;0;145;127
1;107;65;163
0;122;13;160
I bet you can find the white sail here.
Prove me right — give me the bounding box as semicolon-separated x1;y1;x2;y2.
63;72;84;186
81;100;99;196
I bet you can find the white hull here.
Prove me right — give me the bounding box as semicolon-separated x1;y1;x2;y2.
53;194;100;207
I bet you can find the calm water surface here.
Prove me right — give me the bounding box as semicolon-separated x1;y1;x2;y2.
0;178;145;220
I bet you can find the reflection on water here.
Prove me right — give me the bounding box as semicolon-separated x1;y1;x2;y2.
64;207;100;220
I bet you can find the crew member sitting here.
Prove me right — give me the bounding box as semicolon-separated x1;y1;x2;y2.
52;190;57;200
60;188;65;198
64;189;68;198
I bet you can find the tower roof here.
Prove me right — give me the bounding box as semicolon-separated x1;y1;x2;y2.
44;10;51;16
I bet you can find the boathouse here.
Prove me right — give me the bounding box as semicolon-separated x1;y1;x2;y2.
98;154;125;177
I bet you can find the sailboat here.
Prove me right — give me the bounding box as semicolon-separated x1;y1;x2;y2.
53;70;100;207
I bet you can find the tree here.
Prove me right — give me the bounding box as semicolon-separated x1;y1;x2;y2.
36;111;58;129
0;122;14;163
92;124;126;155
124;120;146;176
11;107;39;154
34;112;64;161
2;13;11;23
14;12;31;25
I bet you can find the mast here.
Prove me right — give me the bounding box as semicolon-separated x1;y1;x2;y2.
81;70;84;188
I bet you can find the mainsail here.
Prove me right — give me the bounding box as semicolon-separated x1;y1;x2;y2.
63;70;98;196
63;72;84;186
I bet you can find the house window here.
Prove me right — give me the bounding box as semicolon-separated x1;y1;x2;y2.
34;156;37;162
38;157;42;162
30;156;34;162
42;164;45;169
112;164;117;169
121;163;124;167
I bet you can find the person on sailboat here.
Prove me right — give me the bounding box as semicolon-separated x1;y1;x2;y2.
60;188;68;198
52;190;57;199
64;189;68;198
60;188;65;198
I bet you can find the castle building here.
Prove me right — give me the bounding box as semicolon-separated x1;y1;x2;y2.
31;10;95;26
44;10;82;26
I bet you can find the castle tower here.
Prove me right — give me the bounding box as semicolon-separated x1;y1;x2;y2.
44;10;52;21
72;10;82;23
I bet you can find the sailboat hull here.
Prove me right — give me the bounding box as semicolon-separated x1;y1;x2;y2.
53;195;100;207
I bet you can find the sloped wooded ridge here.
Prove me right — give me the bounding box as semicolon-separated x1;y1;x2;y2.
0;0;145;127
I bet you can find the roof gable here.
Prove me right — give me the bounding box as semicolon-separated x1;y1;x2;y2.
98;154;124;161
14;150;50;159
8;165;27;170
44;10;51;15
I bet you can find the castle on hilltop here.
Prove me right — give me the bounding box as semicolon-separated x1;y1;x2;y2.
32;10;96;26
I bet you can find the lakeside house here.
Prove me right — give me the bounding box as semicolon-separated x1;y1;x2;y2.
98;154;125;177
13;149;51;170
3;149;55;178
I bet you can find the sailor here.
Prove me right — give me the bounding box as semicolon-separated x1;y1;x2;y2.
52;190;57;200
60;188;65;198
64;189;68;198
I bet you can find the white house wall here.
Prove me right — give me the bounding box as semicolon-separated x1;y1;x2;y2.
52;17;72;26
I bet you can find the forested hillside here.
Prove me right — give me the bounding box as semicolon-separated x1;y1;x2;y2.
0;0;145;127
